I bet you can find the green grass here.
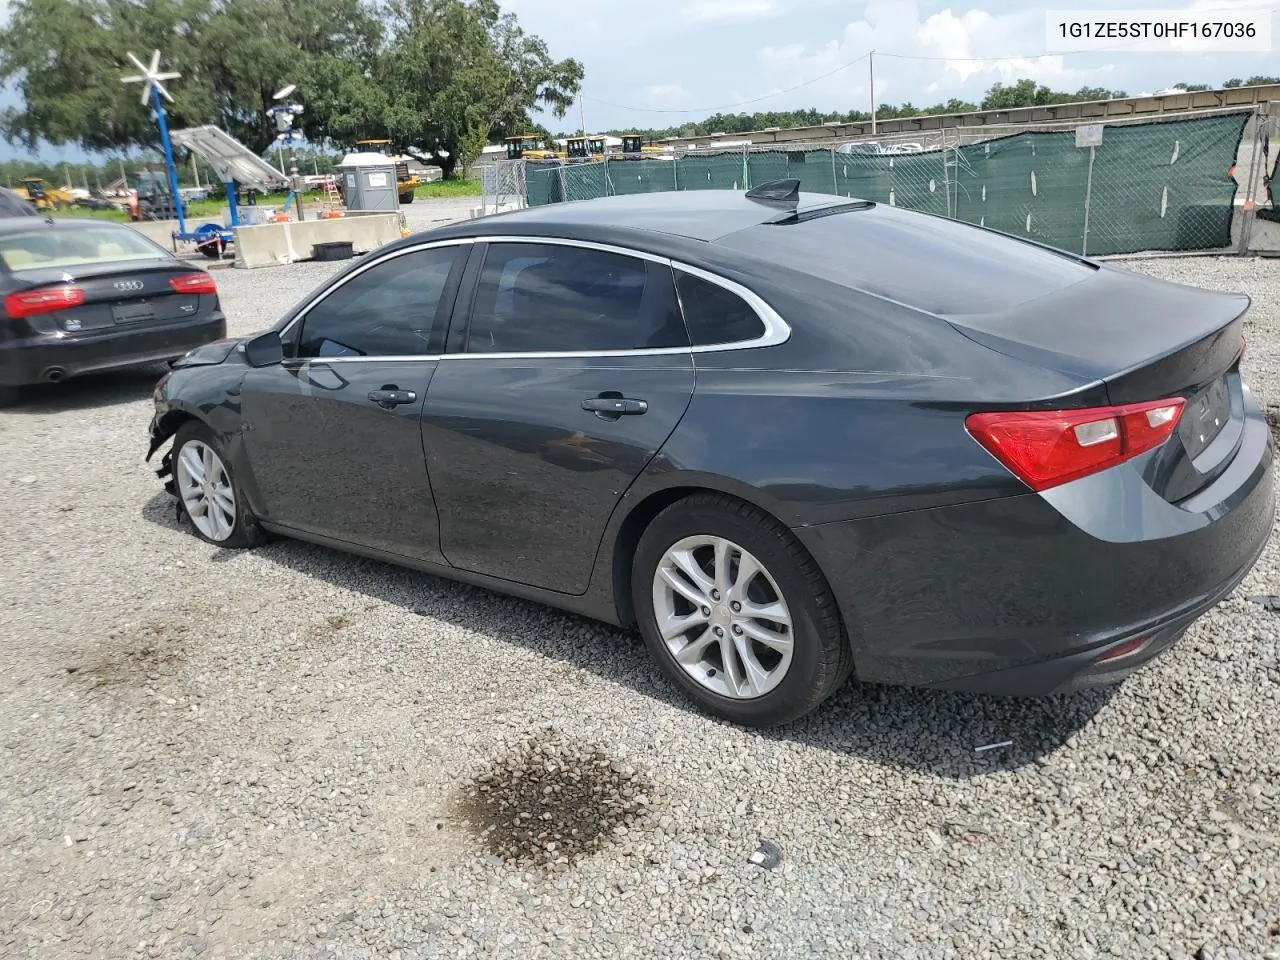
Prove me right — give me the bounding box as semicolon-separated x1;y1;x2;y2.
413;177;481;199
48;206;128;222
44;178;477;223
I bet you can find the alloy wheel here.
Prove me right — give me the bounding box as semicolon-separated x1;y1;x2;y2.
175;439;237;542
651;534;794;699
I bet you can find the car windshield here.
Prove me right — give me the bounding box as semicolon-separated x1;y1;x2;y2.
0;225;168;272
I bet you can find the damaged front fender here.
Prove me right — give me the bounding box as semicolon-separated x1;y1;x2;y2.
155;447;176;499
146;413;185;497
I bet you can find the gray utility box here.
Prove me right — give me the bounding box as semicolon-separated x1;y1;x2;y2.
337;153;399;212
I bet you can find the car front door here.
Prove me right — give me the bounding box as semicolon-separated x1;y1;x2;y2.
422;239;696;595
238;241;467;562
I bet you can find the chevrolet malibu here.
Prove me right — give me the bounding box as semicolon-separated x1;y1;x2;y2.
146;182;1274;728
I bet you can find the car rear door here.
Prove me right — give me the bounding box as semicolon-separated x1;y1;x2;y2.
238;241;468;562
421;239;696;595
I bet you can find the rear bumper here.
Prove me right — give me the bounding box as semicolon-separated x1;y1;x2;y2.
0;316;225;387
925;523;1266;695
795;388;1276;695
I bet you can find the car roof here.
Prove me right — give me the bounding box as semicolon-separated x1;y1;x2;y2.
445;190;863;243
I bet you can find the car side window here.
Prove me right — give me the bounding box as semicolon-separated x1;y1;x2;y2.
675;271;766;346
465;243;688;353
295;247;459;359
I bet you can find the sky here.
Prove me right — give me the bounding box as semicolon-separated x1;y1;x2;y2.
2;0;1279;163
505;0;1280;133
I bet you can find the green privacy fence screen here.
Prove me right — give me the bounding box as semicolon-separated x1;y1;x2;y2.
523;111;1251;256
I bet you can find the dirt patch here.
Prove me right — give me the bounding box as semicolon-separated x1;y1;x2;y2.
305;612;354;645
455;727;656;869
1265;404;1280;447
70;614;193;689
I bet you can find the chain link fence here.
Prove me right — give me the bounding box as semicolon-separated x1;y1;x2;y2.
1251;106;1280;235
509;107;1262;257
478;159;526;215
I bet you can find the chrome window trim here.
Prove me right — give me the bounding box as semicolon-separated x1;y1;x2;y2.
449;236;790;360
275;233;791;363
277;237;476;342
283;354;444;365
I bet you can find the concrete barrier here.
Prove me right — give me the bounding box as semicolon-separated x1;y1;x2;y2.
231;213;403;269
126;217;223;248
1248;213;1280;255
471;200;523;219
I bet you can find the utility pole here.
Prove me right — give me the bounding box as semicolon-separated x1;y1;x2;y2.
580;93;587;136
869;50;877;135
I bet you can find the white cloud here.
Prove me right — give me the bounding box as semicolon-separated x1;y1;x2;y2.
681;0;774;25
507;0;1280;135
643;84;692;107
750;1;1122;110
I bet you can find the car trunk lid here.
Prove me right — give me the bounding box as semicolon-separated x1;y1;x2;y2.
9;261;215;333
944;265;1249;503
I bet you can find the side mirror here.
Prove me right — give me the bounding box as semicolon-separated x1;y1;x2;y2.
243;330;284;368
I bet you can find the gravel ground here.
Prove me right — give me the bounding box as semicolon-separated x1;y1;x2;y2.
2;216;1280;959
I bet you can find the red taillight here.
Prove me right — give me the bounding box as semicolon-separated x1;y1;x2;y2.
966;397;1187;492
1093;634;1150;664
169;272;217;295
5;285;86;318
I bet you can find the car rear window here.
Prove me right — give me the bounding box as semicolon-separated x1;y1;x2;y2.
717;205;1096;316
0;225;168;272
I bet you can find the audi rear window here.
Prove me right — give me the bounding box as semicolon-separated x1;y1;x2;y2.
0;225;170;272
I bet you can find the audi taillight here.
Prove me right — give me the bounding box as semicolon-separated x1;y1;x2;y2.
966;397;1187;492
169;272;217;295
5;286;86;318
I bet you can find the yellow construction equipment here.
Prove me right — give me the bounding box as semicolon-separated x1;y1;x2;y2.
618;134;667;159
354;140;421;203
17;178;74;210
565;135;608;163
503;135;561;162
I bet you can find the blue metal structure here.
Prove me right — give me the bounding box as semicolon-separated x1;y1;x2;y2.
124;50;300;257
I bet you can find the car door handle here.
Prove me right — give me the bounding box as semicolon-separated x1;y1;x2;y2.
368;388;418;408
581;396;648;417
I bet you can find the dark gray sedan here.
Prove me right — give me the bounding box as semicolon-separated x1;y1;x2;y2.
146;182;1274;727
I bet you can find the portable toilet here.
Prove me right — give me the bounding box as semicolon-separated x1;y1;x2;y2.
336;152;399;212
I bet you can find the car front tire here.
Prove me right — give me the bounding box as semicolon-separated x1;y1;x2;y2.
170;420;267;549
632;493;853;728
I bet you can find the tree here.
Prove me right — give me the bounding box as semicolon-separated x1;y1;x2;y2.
982;78;1130;110
981;79;1039;110
1073;86;1125;101
366;0;582;176
0;0;383;156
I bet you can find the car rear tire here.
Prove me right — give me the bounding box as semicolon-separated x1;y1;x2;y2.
632;493;853;728
171;421;267;549
0;386;18;408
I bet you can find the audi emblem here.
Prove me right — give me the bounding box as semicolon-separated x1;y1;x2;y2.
113;280;145;292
